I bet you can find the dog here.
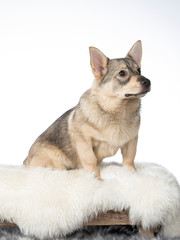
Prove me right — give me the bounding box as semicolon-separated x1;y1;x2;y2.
24;40;151;179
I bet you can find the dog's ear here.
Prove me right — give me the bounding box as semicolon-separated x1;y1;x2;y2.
89;47;109;80
126;40;142;67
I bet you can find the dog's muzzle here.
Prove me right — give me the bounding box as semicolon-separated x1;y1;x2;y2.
125;76;151;98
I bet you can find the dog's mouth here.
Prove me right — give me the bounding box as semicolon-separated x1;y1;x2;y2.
125;90;150;98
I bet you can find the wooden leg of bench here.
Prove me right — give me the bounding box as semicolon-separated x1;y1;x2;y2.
138;226;154;238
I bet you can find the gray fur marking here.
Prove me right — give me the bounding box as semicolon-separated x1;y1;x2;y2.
38;107;78;163
100;58;140;86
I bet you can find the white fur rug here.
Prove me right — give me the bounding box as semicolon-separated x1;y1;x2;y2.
0;162;179;239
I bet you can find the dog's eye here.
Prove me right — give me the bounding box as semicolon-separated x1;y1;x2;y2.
119;70;126;77
137;68;141;74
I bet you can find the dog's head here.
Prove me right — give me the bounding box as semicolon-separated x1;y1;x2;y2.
89;41;151;100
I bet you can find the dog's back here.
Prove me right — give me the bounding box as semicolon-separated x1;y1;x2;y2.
24;107;78;169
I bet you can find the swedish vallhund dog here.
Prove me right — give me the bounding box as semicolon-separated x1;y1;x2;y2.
24;40;151;180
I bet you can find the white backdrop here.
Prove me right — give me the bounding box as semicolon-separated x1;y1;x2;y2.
0;0;180;183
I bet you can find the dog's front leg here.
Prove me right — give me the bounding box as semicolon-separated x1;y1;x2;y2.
76;140;101;180
121;136;138;171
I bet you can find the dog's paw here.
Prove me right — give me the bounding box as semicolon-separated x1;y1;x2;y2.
123;163;136;172
97;176;103;181
93;171;103;181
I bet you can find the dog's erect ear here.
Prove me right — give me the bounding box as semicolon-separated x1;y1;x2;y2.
126;40;142;67
89;47;109;80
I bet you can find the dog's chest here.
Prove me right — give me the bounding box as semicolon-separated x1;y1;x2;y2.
94;106;140;147
93;99;140;146
102;119;139;146
92;118;140;161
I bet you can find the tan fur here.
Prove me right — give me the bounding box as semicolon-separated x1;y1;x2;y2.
68;90;140;177
24;143;71;169
24;41;150;179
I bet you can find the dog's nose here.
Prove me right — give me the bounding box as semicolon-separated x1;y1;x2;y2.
140;78;151;88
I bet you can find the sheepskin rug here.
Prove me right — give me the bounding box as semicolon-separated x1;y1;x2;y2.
0;162;179;240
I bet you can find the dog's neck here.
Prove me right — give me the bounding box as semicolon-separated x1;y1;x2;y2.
91;82;140;115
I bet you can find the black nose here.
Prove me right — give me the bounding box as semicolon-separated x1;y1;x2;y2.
140;78;151;88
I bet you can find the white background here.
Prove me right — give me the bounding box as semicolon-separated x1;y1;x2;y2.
0;0;180;183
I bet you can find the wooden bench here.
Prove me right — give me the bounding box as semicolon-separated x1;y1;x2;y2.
85;210;160;238
0;210;160;238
